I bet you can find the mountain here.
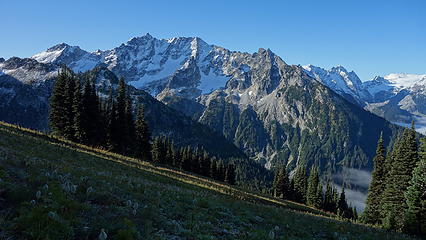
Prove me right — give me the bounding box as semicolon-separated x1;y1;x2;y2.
0;58;244;159
302;64;370;106
0;34;405;202
302;64;426;133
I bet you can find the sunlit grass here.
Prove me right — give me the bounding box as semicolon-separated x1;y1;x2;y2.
0;121;419;239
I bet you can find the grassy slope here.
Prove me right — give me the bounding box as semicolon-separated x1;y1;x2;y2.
0;122;418;240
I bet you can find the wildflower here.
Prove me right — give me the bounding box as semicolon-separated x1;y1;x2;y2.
36;190;41;199
43;184;49;191
268;229;275;239
86;186;94;195
98;228;107;240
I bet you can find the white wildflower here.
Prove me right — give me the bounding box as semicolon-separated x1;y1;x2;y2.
268;229;275;239
98;228;107;240
36;190;41;199
86;186;94;195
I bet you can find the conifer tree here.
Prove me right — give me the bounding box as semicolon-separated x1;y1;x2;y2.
49;67;71;136
106;88;118;151
135;104;152;161
115;77;128;153
288;178;295;201
225;163;236;185
217;161;226;182
181;146;192;171
403;137;426;235
73;78;85;143
382;125;419;231
165;139;174;165
363;133;387;224
323;180;334;212
315;182;324;209
293;165;308;203
63;73;76;139
210;159;217;179
337;187;349;218
353;207;358;221
307;166;320;207
199;150;210;177
151;137;162;164
124;94;135;152
273;166;286;198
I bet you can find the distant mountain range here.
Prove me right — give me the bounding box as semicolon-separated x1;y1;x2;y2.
303;65;426;132
1;34;414;209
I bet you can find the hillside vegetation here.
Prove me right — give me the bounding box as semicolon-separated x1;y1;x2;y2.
0;122;418;240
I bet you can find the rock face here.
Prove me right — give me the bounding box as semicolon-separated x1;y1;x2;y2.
0;34;404;191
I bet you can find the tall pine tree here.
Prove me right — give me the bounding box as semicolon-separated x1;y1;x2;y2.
49;67;72;136
135;104;152;161
293;165;308;203
363;133;387;224
403;137;426;235
306;166;320;207
382;124;419;231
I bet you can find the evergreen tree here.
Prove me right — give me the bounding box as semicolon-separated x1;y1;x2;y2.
337;187;349;219
273;166;290;199
181;146;192;171
124;94;135;153
306;166;320;207
315;182;324;209
363;133;387;224
165;139;174;165
199;150;210;177
134;104;152;161
63;73;76;139
225;163;236;185
210;159;217;179
217;161;226;182
288;178;295;201
353;207;358;221
72;78;85;143
323;180;334;212
115;77;128;153
151;137;163;164
49;67;71;136
80;79;98;145
273;166;285;198
293;165;308;203
106;88;118;151
382;125;419;231
403;137;426;235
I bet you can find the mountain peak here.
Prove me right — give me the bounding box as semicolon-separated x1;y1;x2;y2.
127;33;154;45
331;65;348;73
46;42;71;52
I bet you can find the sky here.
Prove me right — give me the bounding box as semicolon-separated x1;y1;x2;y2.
1;0;425;80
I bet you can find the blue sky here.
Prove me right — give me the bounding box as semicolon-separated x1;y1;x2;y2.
2;0;425;80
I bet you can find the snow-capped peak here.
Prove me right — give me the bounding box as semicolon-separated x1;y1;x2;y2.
383;73;426;89
31;43;71;63
302;64;363;95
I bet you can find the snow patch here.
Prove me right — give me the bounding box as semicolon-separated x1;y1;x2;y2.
32;48;65;63
129;56;185;88
384;73;426;89
198;71;229;94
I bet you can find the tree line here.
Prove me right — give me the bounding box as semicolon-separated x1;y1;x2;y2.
363;124;425;235
273;165;357;220
49;67;236;185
